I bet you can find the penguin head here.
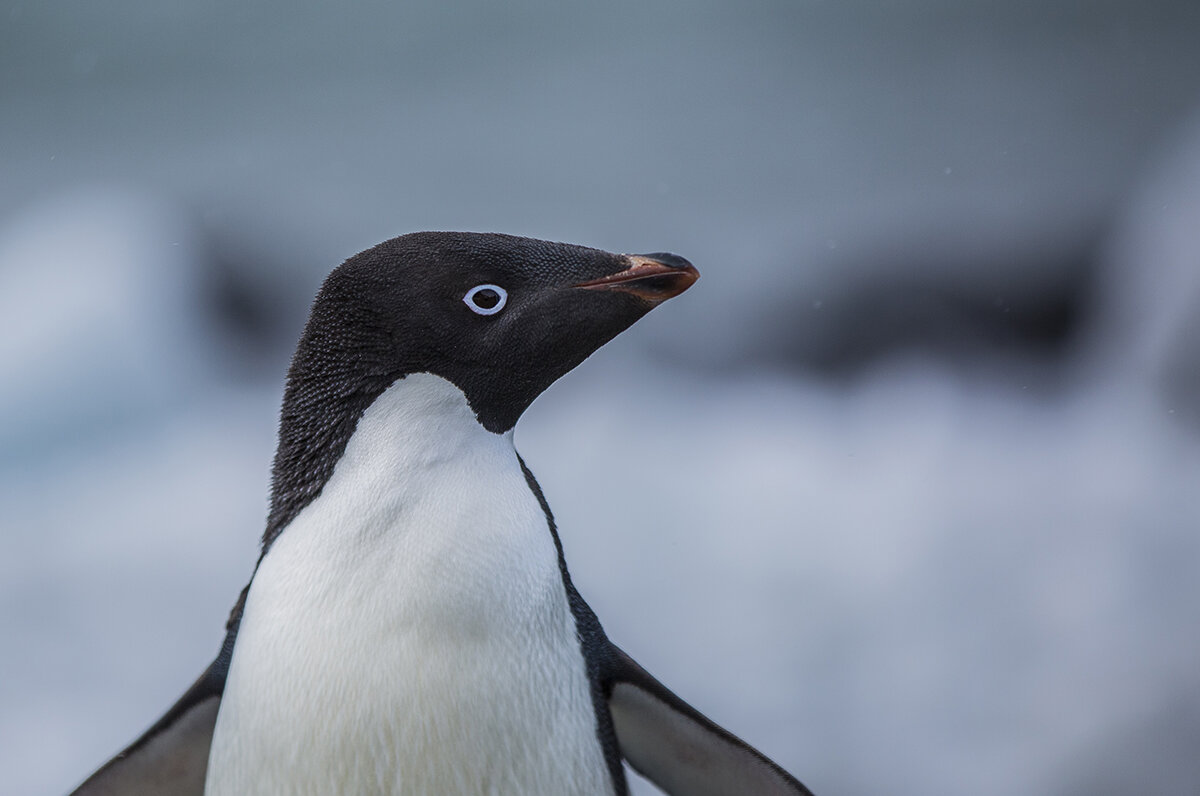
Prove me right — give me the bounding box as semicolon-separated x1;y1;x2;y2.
298;231;697;432
265;232;696;546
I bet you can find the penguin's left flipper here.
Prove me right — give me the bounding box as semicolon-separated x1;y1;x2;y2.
607;645;815;796
70;630;234;796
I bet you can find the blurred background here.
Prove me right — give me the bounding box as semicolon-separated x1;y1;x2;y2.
3;1;1200;794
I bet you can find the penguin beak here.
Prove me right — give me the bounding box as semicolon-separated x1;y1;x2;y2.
573;254;699;303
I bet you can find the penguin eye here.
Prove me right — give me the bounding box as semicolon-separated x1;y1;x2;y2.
463;284;507;316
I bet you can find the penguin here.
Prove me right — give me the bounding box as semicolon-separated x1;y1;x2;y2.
70;232;813;796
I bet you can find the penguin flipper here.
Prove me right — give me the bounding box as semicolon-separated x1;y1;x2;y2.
606;645;814;796
69;603;242;796
69;655;225;796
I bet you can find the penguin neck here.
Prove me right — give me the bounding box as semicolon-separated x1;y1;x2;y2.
263;364;511;553
338;372;513;487
281;372;517;555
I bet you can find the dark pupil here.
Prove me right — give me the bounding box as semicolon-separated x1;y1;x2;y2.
473;288;501;309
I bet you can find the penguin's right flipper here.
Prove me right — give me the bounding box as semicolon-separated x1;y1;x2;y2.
70;600;242;796
69;655;226;796
606;645;814;796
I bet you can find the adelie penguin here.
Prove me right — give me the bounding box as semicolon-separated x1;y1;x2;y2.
71;232;813;796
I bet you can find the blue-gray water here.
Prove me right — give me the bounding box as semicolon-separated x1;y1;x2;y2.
3;2;1200;794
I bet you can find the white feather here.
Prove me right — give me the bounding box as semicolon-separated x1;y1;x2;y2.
205;373;612;795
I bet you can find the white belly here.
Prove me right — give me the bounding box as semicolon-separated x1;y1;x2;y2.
205;374;612;796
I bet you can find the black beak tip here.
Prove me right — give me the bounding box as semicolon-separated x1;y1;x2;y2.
637;252;694;271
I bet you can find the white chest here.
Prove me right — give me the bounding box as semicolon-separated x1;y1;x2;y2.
205;374;612;796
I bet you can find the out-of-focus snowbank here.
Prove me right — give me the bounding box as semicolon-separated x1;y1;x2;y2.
1084;106;1200;424
0;191;274;795
0;389;273;796
0;190;220;461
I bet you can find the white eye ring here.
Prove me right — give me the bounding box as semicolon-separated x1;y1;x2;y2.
463;284;507;315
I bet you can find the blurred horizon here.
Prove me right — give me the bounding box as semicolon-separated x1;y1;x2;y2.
3;2;1200;794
